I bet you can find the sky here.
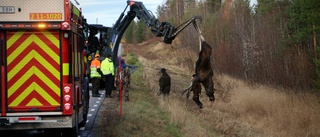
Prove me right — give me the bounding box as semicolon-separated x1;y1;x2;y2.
74;0;257;27
250;0;258;8
74;0;165;27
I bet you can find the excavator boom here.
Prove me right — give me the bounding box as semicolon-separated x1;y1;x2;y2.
84;0;202;65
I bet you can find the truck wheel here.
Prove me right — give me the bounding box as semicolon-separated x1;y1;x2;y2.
62;127;78;137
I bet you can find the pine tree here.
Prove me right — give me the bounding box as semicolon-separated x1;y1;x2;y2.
135;20;146;43
124;21;135;44
288;0;320;89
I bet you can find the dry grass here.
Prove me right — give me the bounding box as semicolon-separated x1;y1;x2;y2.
214;75;320;137
115;67;182;137
128;38;320;137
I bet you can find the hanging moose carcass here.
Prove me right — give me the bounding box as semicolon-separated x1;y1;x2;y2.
182;40;215;109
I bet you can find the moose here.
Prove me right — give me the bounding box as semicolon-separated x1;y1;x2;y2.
182;40;215;109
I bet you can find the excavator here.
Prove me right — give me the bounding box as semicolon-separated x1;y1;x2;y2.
83;0;202;67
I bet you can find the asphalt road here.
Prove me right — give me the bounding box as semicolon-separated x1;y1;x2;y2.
79;89;105;137
3;88;105;137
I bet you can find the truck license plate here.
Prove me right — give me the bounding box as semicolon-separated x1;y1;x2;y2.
0;6;15;14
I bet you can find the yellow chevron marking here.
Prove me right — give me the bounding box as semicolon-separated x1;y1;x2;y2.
26;98;42;106
41;31;59;49
9;82;59;107
8;50;60;81
34;83;59;106
33;34;60;64
7;34;33;64
7;33;59;65
7;31;25;49
34;67;60;95
8;51;33;81
7;30;61;107
63;63;69;76
34;51;60;79
9;83;34;106
8;66;60;97
8;66;33;97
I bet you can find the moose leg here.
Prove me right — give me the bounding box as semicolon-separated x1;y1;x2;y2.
192;95;203;109
202;78;215;102
192;82;203;109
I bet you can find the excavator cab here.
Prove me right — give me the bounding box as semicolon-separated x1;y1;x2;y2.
82;17;110;56
85;24;110;56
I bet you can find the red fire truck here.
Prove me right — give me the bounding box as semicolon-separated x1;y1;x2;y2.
0;0;89;136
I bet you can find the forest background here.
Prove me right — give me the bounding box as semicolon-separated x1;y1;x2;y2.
124;0;320;93
93;0;320;136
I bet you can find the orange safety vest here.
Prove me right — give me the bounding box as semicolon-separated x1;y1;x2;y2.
90;59;101;78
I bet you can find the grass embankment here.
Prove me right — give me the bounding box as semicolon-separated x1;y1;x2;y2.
111;54;182;137
99;49;320;137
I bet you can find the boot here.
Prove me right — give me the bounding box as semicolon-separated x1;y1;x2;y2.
196;101;203;109
106;94;113;98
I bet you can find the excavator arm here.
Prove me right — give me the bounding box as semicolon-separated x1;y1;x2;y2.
85;0;202;65
128;1;201;44
109;0;202;64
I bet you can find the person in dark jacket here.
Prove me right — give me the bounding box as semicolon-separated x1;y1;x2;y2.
115;59;131;101
159;68;171;100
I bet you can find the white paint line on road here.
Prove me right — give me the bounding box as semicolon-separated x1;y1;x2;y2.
91;109;95;111
88;114;92;117
96;101;100;103
94;104;97;107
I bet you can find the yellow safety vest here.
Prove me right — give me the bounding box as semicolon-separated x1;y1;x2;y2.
90;59;101;78
101;58;114;75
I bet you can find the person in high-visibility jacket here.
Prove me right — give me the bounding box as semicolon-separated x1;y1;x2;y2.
101;54;115;98
90;54;102;97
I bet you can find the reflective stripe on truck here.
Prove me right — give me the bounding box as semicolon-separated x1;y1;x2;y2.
6;30;61;112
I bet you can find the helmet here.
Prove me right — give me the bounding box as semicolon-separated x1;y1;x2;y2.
106;54;112;58
160;68;166;73
95;54;100;58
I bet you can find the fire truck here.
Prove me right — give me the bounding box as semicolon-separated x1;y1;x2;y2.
0;0;89;136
